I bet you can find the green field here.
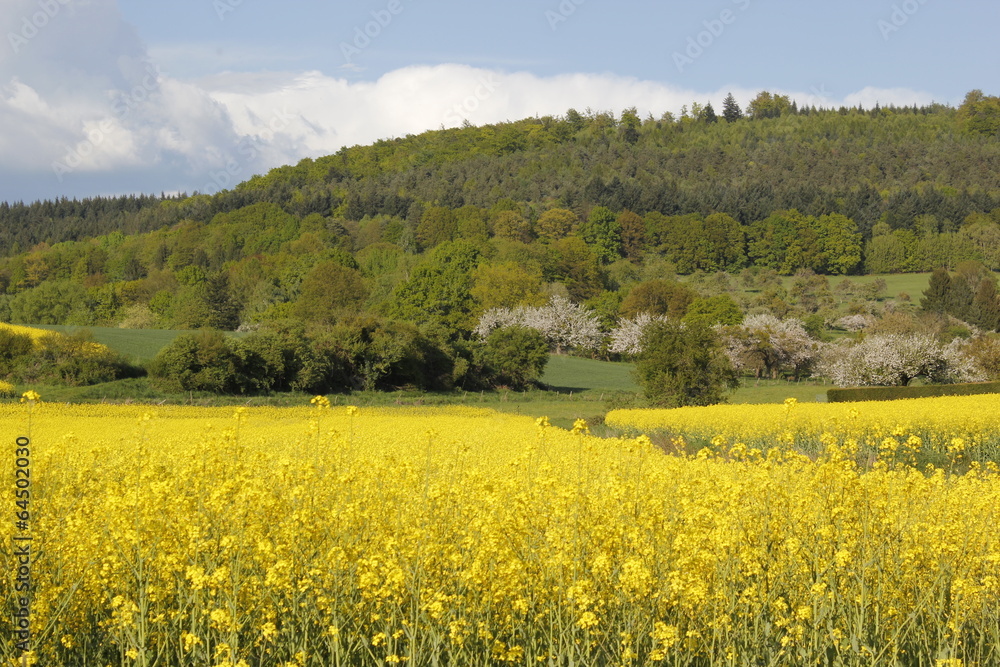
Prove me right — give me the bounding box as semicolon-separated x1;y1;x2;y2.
541;354;637;393
774;272;931;307
731;377;830;403
769;271;930;295
848;272;931;300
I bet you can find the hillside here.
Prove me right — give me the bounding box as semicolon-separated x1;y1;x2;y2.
0;92;998;347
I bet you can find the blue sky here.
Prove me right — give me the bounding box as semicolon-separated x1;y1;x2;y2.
1;0;997;203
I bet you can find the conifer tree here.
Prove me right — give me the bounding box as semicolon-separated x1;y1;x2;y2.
946;275;973;322
722;93;743;123
703;102;718;124
920;268;952;314
971;279;1000;331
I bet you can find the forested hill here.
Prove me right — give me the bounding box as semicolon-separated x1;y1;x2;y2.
236;98;1000;240
3;92;1000;258
2;91;1000;335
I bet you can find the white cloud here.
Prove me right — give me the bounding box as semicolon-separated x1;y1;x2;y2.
0;1;941;201
195;64;939;166
841;86;939;109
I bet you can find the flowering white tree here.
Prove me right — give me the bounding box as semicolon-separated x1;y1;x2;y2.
609;313;670;355
720;314;819;379
473;307;522;339
834;314;877;332
942;337;988;382
475;295;603;353
814;333;986;387
524;296;604;353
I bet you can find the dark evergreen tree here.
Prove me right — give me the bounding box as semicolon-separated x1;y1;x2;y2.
205;272;241;330
971;279;1000;331
946;274;974;322
703;102;718;124
722;93;743;123
920;268;952;314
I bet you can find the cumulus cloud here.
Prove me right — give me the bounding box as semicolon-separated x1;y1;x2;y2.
0;1;941;202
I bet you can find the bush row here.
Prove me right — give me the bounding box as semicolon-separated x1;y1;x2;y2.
827;381;1000;403
148;319;549;395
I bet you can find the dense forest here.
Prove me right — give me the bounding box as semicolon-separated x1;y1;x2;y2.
2;90;1000;393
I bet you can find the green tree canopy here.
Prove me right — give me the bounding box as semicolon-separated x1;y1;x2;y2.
389;241;481;334
490;211;533;243
617;210;646;260
536;208;579;242
543;237;605;301
620;279;696;320
958;89;1000;137
475;325;549;390
579;206;622;264
471;261;546;313
634;320;739;408
416;206;458;250
747;91;792;119
294;261;368;324
817;213;863;275
682;294;744;326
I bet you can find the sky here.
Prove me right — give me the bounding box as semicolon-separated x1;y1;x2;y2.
0;0;997;204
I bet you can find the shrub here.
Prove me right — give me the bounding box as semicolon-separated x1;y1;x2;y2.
635;320;739;408
34;331;139;386
148;330;241;393
1;328;138;387
0;329;33;376
146;319;470;396
475;325;549;390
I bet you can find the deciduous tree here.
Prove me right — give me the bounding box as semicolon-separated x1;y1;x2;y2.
536;208;578;241
475;325;549;389
294;261;368;325
635;320;739;407
579;206;622;264
620;279;695;320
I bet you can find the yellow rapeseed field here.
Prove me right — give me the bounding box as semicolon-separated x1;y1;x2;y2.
0;323;54;344
607;395;1000;469
1;395;999;665
0;322;111;357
